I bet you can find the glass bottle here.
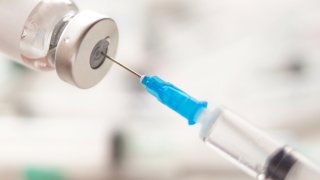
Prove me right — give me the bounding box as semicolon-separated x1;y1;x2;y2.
0;0;119;88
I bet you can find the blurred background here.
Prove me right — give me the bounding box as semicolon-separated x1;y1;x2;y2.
1;0;320;179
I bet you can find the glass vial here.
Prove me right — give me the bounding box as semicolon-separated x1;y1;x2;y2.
0;0;119;88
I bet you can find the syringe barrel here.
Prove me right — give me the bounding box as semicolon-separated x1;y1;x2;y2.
198;107;320;180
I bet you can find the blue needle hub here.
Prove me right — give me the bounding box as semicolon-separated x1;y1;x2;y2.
141;75;208;125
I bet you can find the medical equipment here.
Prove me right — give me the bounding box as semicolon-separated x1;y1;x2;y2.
0;0;118;88
0;0;319;178
103;54;320;180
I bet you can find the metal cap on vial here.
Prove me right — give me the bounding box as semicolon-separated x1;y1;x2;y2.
55;10;118;89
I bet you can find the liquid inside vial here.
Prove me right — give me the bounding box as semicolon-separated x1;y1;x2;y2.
20;0;78;70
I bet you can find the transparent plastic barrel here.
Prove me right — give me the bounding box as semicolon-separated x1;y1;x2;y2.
199;107;283;179
198;107;320;180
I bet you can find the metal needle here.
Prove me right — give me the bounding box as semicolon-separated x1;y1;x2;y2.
102;53;142;78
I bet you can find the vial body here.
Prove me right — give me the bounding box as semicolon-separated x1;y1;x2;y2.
0;0;119;88
20;0;79;70
0;0;78;70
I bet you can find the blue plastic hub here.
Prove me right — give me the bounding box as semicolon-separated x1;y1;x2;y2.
141;75;208;125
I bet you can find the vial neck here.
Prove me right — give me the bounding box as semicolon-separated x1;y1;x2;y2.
48;13;77;68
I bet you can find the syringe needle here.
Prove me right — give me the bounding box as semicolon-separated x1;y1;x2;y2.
102;53;142;79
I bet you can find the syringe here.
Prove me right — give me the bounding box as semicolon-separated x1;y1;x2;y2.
103;54;320;180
